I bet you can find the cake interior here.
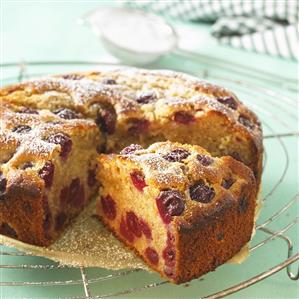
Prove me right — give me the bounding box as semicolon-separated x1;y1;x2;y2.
96;156;172;279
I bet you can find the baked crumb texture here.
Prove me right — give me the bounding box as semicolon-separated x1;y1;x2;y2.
97;141;257;283
0;69;262;277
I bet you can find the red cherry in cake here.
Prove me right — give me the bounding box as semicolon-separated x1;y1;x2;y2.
0;171;7;200
101;195;117;220
189;180;215;203
173;111;195;124
156;190;185;224
55;212;67;231
126;211;142;238
162;246;176;267
145;247;159;265
238;115;254;129
59;186;69;206
217;96;238;110
197;154;213;166
53;108;79;120
230;151;242;162
164;266;175;278
88;168;97;187
135;90;157;104
96;108;117;135
163;148;190;162
69;178;85;206
62;74;83;80
47;133;72;160
238;196;248;213
21;162;34;170
38;161;55;188
139;219;152;240
12;125;31;134
101;78;117;85
120;144;143;155
128;119;149;135
221;177;235;189
120;216;134;243
130;171;147;191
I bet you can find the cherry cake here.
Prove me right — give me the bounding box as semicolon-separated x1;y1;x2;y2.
0;68;262;281
97;141;257;283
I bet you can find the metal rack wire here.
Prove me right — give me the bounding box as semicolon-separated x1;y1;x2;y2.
0;61;298;299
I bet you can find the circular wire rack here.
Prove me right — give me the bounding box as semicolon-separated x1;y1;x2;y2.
0;60;298;299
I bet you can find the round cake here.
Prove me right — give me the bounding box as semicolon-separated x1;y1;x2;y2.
0;68;263;282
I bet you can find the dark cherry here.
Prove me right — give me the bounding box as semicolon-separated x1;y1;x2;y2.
217;96;238;110
19;107;38;114
47;133;72;160
221;177;235;189
197;154;214;166
38;161;55;188
120;144;143;155
230;151;242;162
128;119;149;135
139;219;152;240
173;111;195;124
96;107;117;135
163;148;190;163
120;216;134;243
88;168;97;187
53;108;79;120
135;91;157;104
145;247;159;265
69;178;85;206
59;186;69;206
0;223;17;238
21;162;34;170
101;78;117;85
62;74;83;80
238;115;254;129
130;171;147;191
42;196;52;231
55;212;67;231
0;172;7;200
166;231;175;246
239;196;248;213
162;246;176;267
126;211;142;238
164;266;175;278
189;180;215;203
12;125;31;134
101;195;117;220
156;190;185;224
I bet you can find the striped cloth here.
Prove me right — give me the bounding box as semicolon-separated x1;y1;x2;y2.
125;0;299;60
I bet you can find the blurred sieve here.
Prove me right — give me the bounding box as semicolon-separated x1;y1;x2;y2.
79;7;178;65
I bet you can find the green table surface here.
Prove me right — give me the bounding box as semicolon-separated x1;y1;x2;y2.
1;1;298;299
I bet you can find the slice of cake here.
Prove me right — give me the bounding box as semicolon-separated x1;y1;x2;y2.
0;104;100;245
96;141;257;283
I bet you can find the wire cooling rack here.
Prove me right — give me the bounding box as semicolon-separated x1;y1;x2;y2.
0;61;298;299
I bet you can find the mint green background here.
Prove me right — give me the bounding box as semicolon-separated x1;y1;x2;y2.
1;1;298;299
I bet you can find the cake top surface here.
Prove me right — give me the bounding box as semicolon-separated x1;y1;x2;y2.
0;69;262;139
0;103;98;173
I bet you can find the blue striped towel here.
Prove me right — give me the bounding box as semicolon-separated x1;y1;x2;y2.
125;0;299;60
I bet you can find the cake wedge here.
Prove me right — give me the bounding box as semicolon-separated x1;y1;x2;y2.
96;141;257;283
